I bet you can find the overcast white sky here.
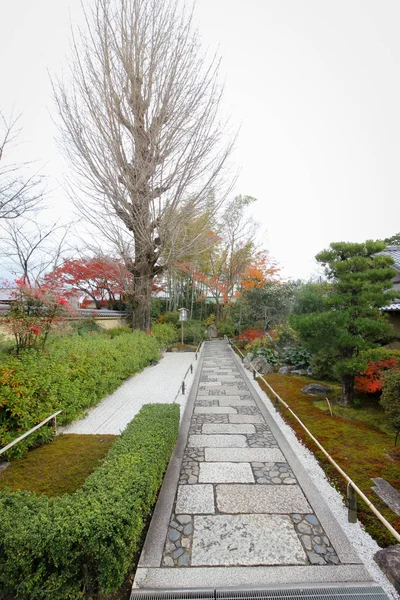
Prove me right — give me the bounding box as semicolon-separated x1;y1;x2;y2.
1;0;399;279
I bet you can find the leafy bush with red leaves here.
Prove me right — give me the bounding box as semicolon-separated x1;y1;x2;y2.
355;359;399;394
238;329;265;342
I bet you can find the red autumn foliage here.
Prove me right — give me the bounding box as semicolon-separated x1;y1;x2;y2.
238;329;265;342
355;359;400;394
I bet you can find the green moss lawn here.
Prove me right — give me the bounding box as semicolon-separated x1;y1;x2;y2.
0;434;117;496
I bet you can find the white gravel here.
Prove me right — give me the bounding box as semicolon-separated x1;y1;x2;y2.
246;369;399;600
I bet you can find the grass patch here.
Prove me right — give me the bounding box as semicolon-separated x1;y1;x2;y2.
258;373;400;547
0;434;116;496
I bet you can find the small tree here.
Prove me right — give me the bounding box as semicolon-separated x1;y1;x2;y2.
291;241;396;406
3;281;72;353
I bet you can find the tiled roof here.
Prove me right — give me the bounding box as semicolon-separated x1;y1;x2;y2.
379;246;400;270
381;303;400;312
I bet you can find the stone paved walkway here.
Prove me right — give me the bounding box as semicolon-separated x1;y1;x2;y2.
61;352;197;435
133;340;375;590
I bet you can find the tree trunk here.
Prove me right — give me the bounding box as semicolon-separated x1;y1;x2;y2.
340;375;354;406
131;264;153;331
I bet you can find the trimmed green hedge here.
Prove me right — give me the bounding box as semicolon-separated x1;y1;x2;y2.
0;403;180;599
0;331;161;455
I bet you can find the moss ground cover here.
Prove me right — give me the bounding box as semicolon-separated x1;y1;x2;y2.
258;373;400;547
0;403;180;599
0;434;117;496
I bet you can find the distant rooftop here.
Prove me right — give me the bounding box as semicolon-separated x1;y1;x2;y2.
379;245;400;270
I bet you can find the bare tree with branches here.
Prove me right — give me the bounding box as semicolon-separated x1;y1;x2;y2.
53;0;235;330
0;113;44;220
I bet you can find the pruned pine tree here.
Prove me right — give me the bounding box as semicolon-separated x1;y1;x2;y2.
54;0;235;330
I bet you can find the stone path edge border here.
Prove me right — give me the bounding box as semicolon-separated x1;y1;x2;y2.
137;343;205;569
230;346;362;566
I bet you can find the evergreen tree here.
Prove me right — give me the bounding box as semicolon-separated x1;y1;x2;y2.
291;241;396;406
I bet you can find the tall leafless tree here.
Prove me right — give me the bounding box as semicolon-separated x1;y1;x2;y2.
53;0;235;330
0;113;44;220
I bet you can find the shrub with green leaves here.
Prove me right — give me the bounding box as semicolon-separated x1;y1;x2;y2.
69;318;103;335
282;346;312;368
106;325;132;338
182;319;204;343
380;369;400;431
245;336;274;354
0;331;161;456
0;404;180;599
254;347;281;366
151;322;178;347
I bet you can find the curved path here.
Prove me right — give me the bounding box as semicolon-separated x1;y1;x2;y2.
132;340;385;592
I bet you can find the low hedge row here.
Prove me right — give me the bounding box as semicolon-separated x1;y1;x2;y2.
0;331;161;455
0;403;180;599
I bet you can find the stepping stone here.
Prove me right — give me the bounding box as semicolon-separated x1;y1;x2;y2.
372;478;400;516
191;514;307;566
206;447;285;462
214;376;240;381
215;395;241;402
229;414;265;424
194;407;237;414
216;484;311;514
202;424;256;434
219;398;255;406
188;435;247;448
199;382;222;387
199;462;254;483
175;485;215;514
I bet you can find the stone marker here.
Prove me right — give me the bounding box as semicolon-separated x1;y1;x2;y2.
175;485;215;514
192;514;307;566
216;484;311;513
199;462;255;483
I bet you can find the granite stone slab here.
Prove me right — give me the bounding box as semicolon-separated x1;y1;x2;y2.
199;382;222;387
188;434;247;447
191;514;307;566
202;423;256;434
194;406;237;414
372;478;400;516
219;398;256;406
199;462;254;483
216;484;311;513
229;414;265;424
205;447;285;462
175;485;215;514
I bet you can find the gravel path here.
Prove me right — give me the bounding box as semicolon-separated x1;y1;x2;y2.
61;351;199;435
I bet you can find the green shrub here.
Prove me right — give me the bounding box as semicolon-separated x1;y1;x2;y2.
106;325;132;338
0;332;161;456
151;323;178;347
69;318;103;335
282;346;312;368
217;320;234;338
254;347;281;366
310;350;338;380
0;404;180;599
182;320;204;343
245;336;273;354
381;369;400;430
161;311;180;325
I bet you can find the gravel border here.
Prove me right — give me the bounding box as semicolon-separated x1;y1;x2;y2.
245;369;399;600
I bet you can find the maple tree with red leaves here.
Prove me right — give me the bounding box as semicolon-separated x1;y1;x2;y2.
48;257;132;309
355;359;400;394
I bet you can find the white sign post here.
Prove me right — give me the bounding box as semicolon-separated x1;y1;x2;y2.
179;308;188;345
